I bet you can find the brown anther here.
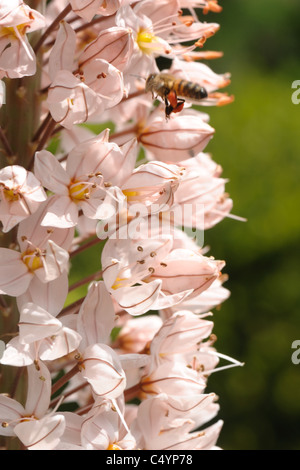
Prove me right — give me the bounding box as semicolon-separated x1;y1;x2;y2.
21;236;27;241
47;229;54;234
148;267;155;274
150;252;156;257
195;38;206;48
137;260;145;264
104;182;112;188
95;172;102;177
160;262;167;267
209;334;217;345
1;422;9;428
39;375;46;382
137;246;143;252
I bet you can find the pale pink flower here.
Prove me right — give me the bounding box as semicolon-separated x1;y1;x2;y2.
148;248;225;301
149;310;214;365
0;302;81;366
0;362;66;450
47;70;103;129
172;153;234;229
46;22;127;129
48;21;76;82
98;160;185;239
0;0;46;78
132;392;221;450
74;281;128;399
69;0;134;22
79;343;127;399
78;26;134;73
16;274;69;317
0;165;47;232
122;161;184;208
47;59;124;129
116;0;221;94
117;0;219;62
101;231;173;315
138;109;215;163
0;200;73;297
140;360;206;398
169;57;231;95
116;3;173;83
113;315;163;354
81;399;136;450
74;280;150;397
102;226;224;315
34;130;136;228
97;157;186;238
170;278;230;315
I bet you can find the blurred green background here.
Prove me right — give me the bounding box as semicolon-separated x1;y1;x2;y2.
68;0;300;450
199;0;300;450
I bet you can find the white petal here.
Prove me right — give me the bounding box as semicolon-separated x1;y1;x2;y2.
48;21;76;81
34;240;69;283
0;248;33;296
77;281;115;349
0;395;25;436
0;337;34;366
81;344;126;399
17;273;68;317
40;195;78;228
14;414;66;450
19;303;62;344
25;362;51;418
34;151;70;194
39;327;82;361
112;280;162;316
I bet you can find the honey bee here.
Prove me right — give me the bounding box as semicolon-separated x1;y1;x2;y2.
145;73;208;119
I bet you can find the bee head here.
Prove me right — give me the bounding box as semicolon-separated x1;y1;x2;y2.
145;74;157;92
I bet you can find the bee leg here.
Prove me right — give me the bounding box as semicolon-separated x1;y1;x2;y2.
164;96;173;120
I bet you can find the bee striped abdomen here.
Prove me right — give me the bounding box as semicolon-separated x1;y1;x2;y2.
175;79;207;100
